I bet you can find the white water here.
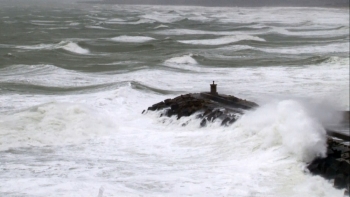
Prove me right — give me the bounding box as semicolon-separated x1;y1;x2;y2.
60;42;90;54
0;102;116;150
0;86;344;197
165;54;198;65
1;4;349;197
178;35;265;45
260;43;349;55
16;41;90;54
111;35;155;43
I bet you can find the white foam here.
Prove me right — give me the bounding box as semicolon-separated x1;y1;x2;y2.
106;18;125;23
217;45;254;51
16;44;56;50
16;41;90;54
59;41;90;54
271;26;349;37
30;20;58;26
0;102;116;150
214;7;348;26
31;20;57;23
324;56;350;65
1;5;349;197
68;22;80;26
0;86;345;197
141;12;184;23
154;24;169;29
0;63;102;88
87;16;109;21
0;64;58;77
179;35;265;45
155;29;244;36
233;100;327;162
188;15;214;23
165;54;197;65
106;18;155;25
47;27;69;30
85;25;111;30
260;42;349;54
111;35;155;43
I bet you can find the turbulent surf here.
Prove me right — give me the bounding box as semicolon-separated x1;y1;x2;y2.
0;2;349;197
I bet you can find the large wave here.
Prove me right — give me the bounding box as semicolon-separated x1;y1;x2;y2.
0;102;116;150
232;100;327;163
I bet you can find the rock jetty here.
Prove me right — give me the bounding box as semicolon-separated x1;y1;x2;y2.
143;81;258;127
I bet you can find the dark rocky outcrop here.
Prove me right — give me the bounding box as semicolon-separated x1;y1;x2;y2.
307;138;350;195
143;92;258;127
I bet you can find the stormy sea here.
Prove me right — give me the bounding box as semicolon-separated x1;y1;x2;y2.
0;2;349;196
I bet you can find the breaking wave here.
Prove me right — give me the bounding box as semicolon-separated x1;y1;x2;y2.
0;102;116;150
232;100;327;163
16;41;90;55
165;54;198;65
60;42;90;54
179;35;265;45
111;35;156;43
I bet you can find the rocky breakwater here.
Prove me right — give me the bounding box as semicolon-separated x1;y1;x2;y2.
143;82;258;127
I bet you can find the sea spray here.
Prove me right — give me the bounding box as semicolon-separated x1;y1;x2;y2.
232;99;327;162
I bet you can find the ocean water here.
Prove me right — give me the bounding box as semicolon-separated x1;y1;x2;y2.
0;2;349;197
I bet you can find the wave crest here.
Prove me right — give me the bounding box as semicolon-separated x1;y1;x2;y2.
59;41;90;54
111;35;155;43
16;41;90;55
179;35;265;45
165;54;198;65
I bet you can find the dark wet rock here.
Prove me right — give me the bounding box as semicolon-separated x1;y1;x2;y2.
143;92;258;127
307;138;350;193
200;119;207;127
334;174;348;189
221;117;231;126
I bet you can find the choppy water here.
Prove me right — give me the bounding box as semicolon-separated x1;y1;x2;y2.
0;2;349;197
